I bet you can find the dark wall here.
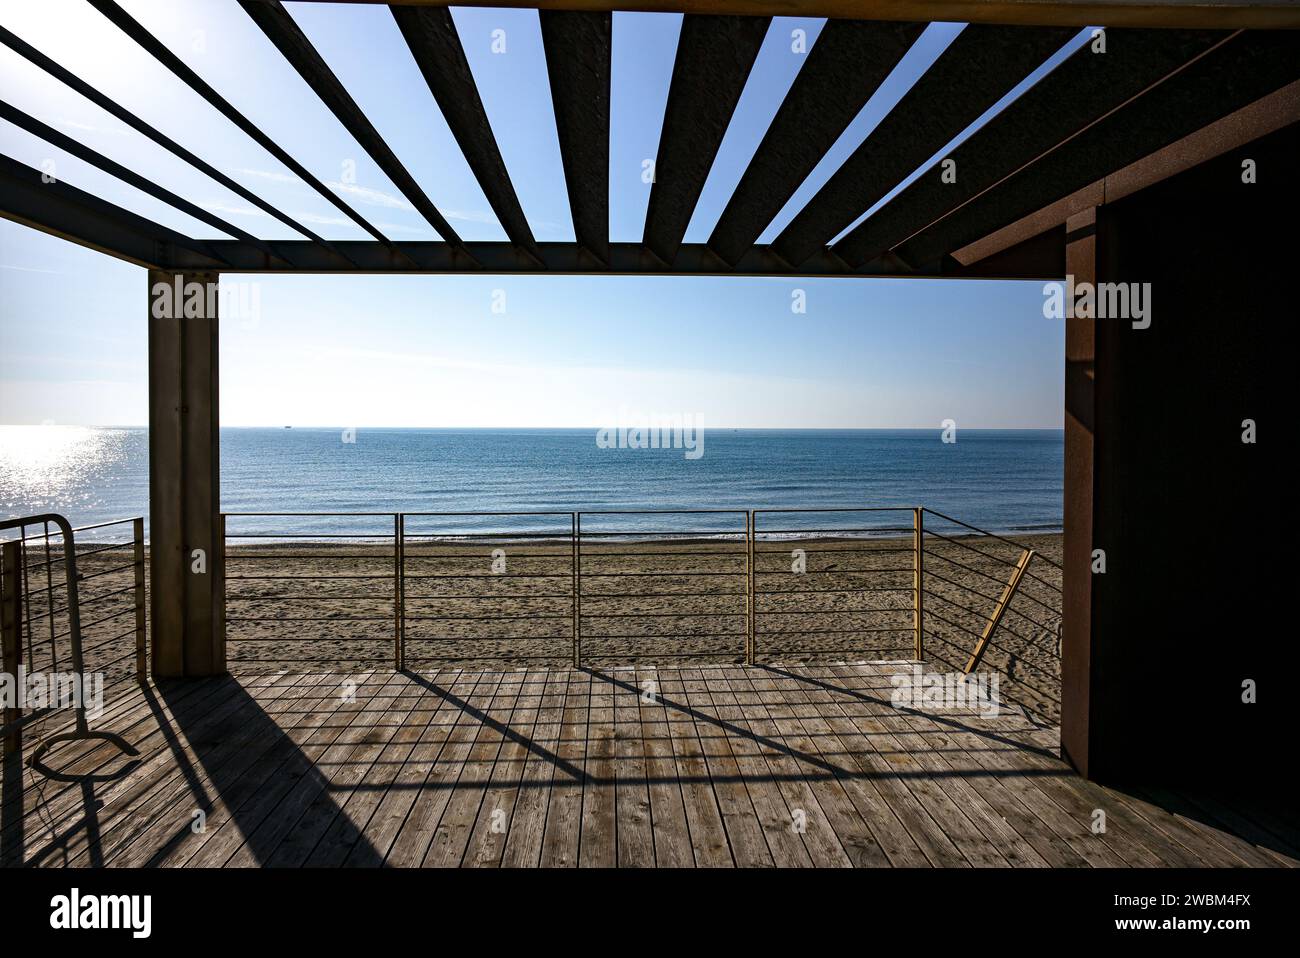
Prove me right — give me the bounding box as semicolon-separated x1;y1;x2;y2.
1084;122;1293;785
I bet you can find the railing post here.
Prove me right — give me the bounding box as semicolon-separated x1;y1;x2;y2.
212;512;226;675
2;540;22;755
571;512;580;668
133;517;147;681
746;510;755;665
913;507;924;661
395;513;404;672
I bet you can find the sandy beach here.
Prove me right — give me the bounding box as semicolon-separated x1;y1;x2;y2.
15;531;1062;724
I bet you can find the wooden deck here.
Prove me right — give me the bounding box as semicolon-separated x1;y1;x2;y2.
4;662;1296;868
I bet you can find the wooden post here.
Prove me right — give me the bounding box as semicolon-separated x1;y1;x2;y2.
1060;207;1098;774
148;270;225;678
745;510;755;665
2;541;22;755
571;512;580;668
964;549;1035;674
395;514;404;672
215;512;226;674
913;507;924;661
133;517;146;681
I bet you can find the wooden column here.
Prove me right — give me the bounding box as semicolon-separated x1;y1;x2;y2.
148;270;225;678
1059;207;1099;777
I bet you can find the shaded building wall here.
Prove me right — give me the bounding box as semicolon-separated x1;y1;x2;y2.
1065;122;1291;785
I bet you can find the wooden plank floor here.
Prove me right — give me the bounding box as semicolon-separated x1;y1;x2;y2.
3;663;1296;868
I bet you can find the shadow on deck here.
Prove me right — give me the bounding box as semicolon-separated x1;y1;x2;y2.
3;663;1296;868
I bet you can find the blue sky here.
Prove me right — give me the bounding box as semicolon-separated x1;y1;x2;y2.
0;1;1082;428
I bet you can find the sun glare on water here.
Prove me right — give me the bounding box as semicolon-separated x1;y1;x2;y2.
0;426;125;517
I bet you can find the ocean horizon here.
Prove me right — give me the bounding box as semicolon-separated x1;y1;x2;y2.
1;426;1063;541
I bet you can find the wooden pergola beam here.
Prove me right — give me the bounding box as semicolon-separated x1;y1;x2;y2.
304;1;1300;31
240;0;469;249
643;14;769;266
86;0;398;248
706;18;925;266
389;4;538;258
540;10;613;265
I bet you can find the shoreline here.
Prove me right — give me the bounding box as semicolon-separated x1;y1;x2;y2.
46;522;1066;549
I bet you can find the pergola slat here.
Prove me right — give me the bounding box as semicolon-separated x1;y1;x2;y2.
0;25;344;259
133;239;997;278
5;8;1294;281
832;28;1229;269
240;0;468;251
85;0;400;250
642;14;769;266
540;10;611;264
894;29;1300;270
326;2;1300;31
0;153;228;270
771;24;1078;267
0;99;286;263
388;4;539;261
705;18;926;267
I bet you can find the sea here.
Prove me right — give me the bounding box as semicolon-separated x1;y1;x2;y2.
0;426;1063;541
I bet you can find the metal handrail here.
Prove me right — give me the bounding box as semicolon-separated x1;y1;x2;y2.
0;513;139;775
921;507;1063;570
215;506;1063;677
916;508;1063;722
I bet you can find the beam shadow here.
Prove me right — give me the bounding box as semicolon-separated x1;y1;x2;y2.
1102;781;1300;863
756;664;1061;762
1;732;23;866
130;676;388;867
395;668;1070;790
400;669;586;782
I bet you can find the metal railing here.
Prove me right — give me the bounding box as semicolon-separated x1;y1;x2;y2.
917;508;1064;722
1;514;143;762
220;508;1063;694
404;512;575;669
221;512;401;669
0;508;1062;724
753;507;919;662
578;511;749;665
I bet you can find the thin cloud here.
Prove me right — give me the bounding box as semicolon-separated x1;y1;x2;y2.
0;264;62;274
201;201;269;219
291;212;355;227
373;221;439;236
234;167;299;184
230;169;508;231
51;117;116;135
327;180;414;211
3;354;144;372
440;208;500;226
199;202;433;237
